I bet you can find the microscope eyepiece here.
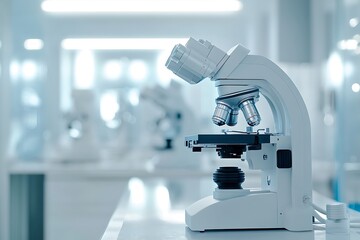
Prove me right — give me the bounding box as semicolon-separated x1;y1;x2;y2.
165;38;229;85
239;99;261;126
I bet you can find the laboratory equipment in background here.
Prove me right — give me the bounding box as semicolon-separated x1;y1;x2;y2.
329;0;360;212
138;80;201;169
166;38;313;231
99;87;138;161
141;80;189;150
45;89;100;162
8;60;46;161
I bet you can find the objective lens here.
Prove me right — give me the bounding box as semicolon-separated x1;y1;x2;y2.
226;110;238;126
212;103;232;126
239;99;261;126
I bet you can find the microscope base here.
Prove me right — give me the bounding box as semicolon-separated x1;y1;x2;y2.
186;192;312;232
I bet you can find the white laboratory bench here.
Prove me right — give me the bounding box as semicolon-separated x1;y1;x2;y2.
101;187;360;240
6;159;214;177
4;159;215;240
5;159;359;240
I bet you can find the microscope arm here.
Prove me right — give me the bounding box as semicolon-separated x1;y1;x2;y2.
216;54;312;224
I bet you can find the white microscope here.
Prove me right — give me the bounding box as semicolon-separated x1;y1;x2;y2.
139;80;200;169
165;38;313;231
140;80;184;151
46;89;100;162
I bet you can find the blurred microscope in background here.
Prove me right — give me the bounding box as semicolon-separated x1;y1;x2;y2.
45;89;101;162
100;87;138;161
141;80;183;150
138;80;202;169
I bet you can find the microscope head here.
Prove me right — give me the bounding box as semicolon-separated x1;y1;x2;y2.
165;37;229;84
166;38;261;127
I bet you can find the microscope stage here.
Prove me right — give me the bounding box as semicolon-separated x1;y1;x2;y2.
185;133;271;149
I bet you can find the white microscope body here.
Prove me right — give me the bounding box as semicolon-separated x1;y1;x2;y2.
47;89;100;162
140;80;185;150
165;38;313;231
140;80;199;168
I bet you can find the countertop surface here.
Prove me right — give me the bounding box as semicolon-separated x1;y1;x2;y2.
113;218;326;240
101;183;360;240
5;157;215;178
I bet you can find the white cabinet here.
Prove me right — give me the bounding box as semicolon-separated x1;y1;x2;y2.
45;174;128;240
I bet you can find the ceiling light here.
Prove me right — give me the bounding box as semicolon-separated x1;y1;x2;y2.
128;60;148;82
42;0;242;14
10;60;21;81
338;39;358;50
74;50;95;89
349;18;359;28
352;83;360;93
61;38;187;50
327;52;343;88
103;60;123;80
22;60;38;81
24;39;44;50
